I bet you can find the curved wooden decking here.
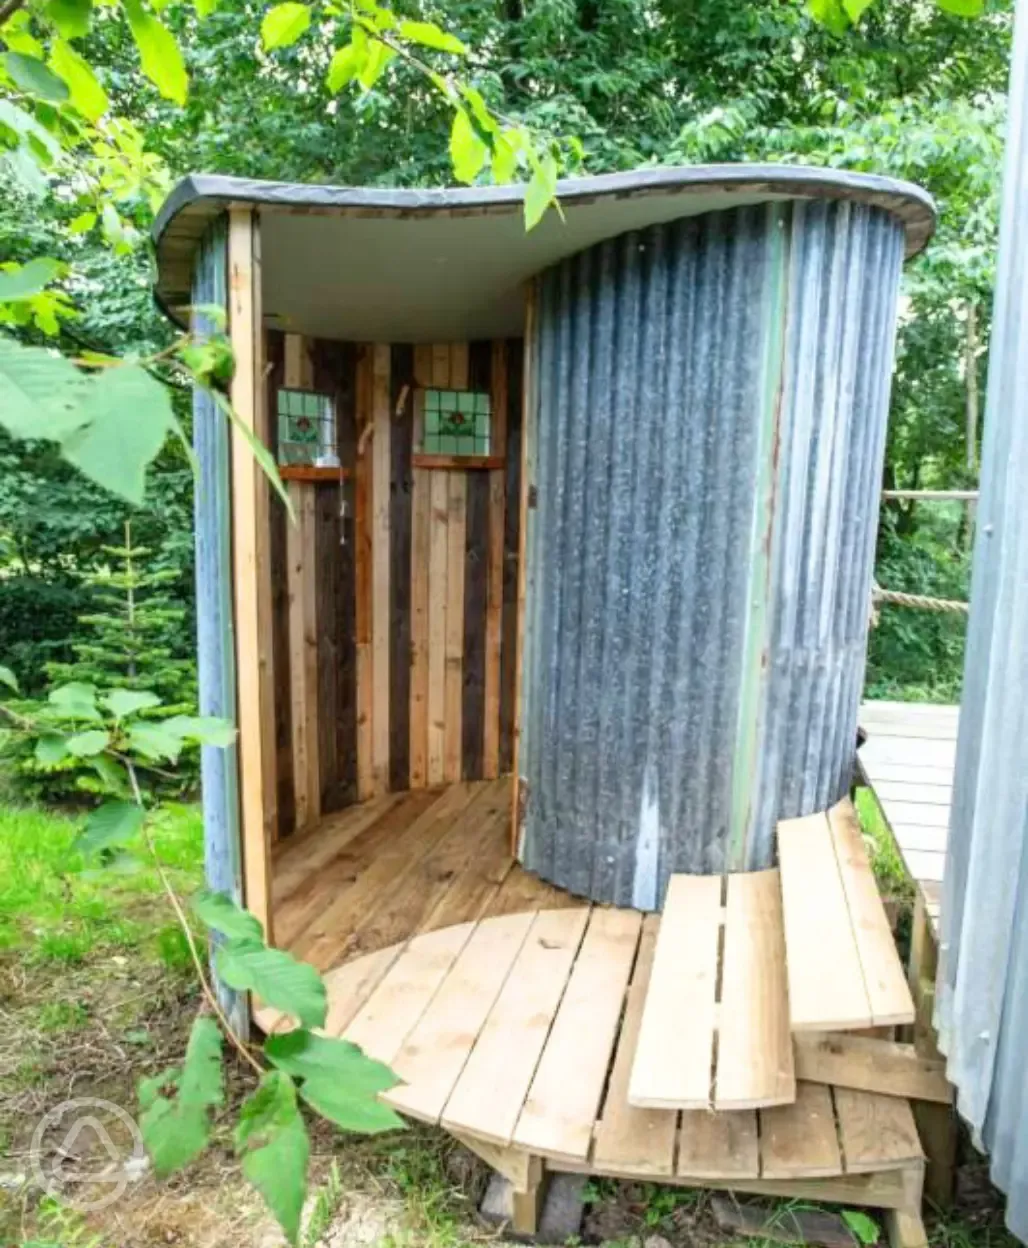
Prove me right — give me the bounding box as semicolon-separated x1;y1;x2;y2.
257;906;924;1206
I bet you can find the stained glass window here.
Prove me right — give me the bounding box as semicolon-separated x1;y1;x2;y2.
276;388;338;467
421;388;491;456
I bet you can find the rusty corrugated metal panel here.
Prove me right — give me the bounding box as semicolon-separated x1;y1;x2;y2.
519;199;906;907
936;1;1028;1237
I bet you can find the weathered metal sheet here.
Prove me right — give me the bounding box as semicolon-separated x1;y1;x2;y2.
936;1;1028;1237
519;199;906;907
191;218;246;1031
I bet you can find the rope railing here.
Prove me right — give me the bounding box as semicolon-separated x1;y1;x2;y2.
873;488;973;615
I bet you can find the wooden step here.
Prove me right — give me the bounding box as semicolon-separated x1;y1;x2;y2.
778;799;915;1032
627;870;796;1111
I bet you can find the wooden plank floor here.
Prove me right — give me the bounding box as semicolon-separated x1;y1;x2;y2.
256;907;924;1193
271;776;577;969
858;700;959;933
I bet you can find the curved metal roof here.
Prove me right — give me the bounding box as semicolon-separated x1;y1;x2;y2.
152;164;935;339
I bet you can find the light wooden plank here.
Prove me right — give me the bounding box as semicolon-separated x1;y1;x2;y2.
861;762;954;787
860;739;957;768
228;208;274;940
678;1111;760;1180
834;1088;924;1173
628;875;721;1109
300;486;320;821
511;284;535;852
513;908;642;1160
384;911;535;1124
876;800;951;829
829;802;915;1027
483;340;507;780
431;342;451;387
343;922;475;1065
286;496;311;831
443;471;466;783
891;825;948;853
715;869;794;1109
427;470;449;785
409;345;432;788
778;813;872;1031
449;341;469;389
885;1208;930;1248
355;345;374;800
593;916;676;1176
371;342;391;796
793;1034;951;1104
272;792;404;899
442;908;590;1145
760;1082;842;1179
322;944;404;1036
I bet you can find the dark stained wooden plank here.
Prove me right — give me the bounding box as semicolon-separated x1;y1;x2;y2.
390;343;415;791
312;338;358;809
499;336;523;773
315;481;343;811
462;341;492;781
265;328;296;838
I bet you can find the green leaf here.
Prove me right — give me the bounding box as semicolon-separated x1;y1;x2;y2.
0;258;62;303
140;1016;224;1176
236;1070;308;1246
491;131;519;184
326;41;365;92
90;752;130;795
398;19;466;55
124;0;187;105
163;714;237;747
807;0;851;33
193;0;218;17
4;52;70;102
211;390;293;519
65;728;109;757
50;37;108;121
61;363;176;505
45;0;93;39
0;665;18;692
449;109;486;185
356;38;394;90
842;1210;880;1245
193;890;264;942
265;1030;405;1134
76;800;144;855
0;335;88;443
216;940;327;1028
935;0;983;14
68;211;96;235
524;154;558;231
48;681;100;720
102;689;162;719
261;2;310;49
35;733;68;764
128;719;186;761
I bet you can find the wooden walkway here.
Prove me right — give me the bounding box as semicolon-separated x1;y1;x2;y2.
271;777;575;968
858;701;959;932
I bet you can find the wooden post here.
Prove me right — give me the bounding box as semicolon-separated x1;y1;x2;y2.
228;206;274;946
511;282;537;853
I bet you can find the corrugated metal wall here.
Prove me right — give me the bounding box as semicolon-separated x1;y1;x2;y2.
519;199;906;907
936;1;1028;1236
191;219;246;1030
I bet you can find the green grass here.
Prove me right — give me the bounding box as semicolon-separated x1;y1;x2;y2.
855;785;915;903
0;800;204;960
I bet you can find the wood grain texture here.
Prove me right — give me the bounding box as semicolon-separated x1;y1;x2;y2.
628;874;720;1109
371;342;392;796
593;916;677;1177
462;469;489;781
778;812;872;1031
389;343;414;791
228;207;273;939
834;1088;923;1173
793;1034;950;1104
442;907;590;1145
483;339;508;779
385;910;536;1123
443;470;467;783
760;1082;842;1179
427;469;449;785
715;869;795;1109
513;908;642;1161
510;299;533;845
678;1111;760;1180
286;479;313;831
829;800;915;1027
354;345;374;800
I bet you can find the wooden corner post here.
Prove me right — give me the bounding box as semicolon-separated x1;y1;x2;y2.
228;205;276;946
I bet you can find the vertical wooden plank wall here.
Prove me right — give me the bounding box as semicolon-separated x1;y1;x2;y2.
264;334;523;836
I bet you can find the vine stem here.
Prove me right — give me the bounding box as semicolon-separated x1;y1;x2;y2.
125;759;264;1077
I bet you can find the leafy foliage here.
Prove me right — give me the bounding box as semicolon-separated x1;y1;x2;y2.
139;1015;225;1175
